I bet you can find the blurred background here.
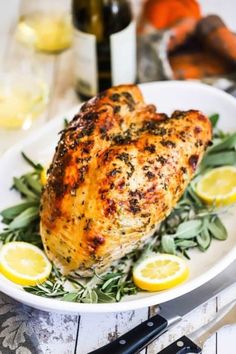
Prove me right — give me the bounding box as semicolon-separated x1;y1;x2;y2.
0;0;236;153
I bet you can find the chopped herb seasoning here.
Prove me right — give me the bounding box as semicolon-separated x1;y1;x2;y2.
157;156;167;165
77;122;96;139
117;152;129;163
129;190;144;199
112;130;132;145
144;144;156;153
107;168;122;177
140;121;167;136
66;256;72;264
110;93;120;102
145;171;155;180
129;198;141;214
113;106;121;114
160;140;176;148
171;110;189;119
84;219;92;231
122;91;136;111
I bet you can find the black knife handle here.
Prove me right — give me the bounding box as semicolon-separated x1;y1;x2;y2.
157;336;202;354
88;314;168;354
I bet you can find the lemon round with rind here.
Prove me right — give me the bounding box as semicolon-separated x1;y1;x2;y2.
0;242;52;286
196;166;236;206
133;254;189;292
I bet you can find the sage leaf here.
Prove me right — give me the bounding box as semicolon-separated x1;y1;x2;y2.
20;232;42;247
116;289;122;302
208;217;227;240
161;235;176;254
101;275;121;291
8;207;39;230
0;202;38;220
95;289;116;303
176;219;202;239
82;290;98;303
197;229;211;250
91;290;98;303
0;231;12;240
175;240;197;249
202;151;236;167
209;132;236;153
61;292;78;302
209;113;219;128
25;175;42;194
13;177;38;200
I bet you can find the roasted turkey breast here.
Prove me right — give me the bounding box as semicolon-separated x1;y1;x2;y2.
40;85;212;275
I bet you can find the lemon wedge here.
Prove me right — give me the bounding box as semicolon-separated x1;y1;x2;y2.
133;254;189;292
196;166;236;206
0;242;51;286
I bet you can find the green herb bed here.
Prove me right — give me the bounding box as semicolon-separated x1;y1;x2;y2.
0;114;235;303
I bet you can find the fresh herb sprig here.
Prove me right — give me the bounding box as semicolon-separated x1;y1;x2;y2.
158;113;233;256
25;259;137;303
0;153;43;247
200;113;236;171
158;185;227;258
23;178;228;303
0;113;235;303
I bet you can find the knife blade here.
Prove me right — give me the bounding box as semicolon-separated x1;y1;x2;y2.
157;299;236;353
88;260;236;354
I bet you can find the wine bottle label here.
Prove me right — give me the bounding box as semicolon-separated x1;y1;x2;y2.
74;21;136;97
110;21;136;86
74;30;98;97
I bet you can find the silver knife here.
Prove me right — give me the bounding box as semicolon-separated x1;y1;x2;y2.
89;260;236;354
157;299;236;354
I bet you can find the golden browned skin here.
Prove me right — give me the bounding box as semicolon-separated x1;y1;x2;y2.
40;85;212;275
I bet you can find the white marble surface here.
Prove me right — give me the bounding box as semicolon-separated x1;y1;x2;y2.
0;1;236;353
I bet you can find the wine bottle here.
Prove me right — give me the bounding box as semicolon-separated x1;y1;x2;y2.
72;0;136;99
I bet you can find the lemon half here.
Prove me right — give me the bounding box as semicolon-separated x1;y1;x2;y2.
133;254;189;292
0;242;51;286
196;166;236;206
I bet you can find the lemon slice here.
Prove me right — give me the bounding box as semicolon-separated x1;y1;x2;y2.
133;254;189;291
196;166;236;206
0;242;52;286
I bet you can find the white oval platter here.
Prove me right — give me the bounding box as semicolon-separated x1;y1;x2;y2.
0;81;236;313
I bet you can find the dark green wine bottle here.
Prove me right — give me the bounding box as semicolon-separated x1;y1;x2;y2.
72;0;136;100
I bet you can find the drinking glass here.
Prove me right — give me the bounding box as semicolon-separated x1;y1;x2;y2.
15;0;73;54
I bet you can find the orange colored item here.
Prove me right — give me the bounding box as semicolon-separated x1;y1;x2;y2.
168;17;198;52
169;52;234;79
197;15;236;64
144;0;201;30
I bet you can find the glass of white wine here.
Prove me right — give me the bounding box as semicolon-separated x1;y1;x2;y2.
0;72;48;130
15;0;73;54
0;34;50;132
